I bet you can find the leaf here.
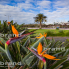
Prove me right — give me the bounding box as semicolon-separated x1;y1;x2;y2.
60;62;69;69
19;30;26;35
16;41;20;53
0;46;6;53
5;43;13;62
25;55;35;66
0;38;6;44
30;36;44;49
21;37;30;53
44;37;47;46
13;41;22;61
30;38;37;43
0;53;5;61
21;52;33;64
63;49;69;57
0;46;13;62
49;57;67;69
52;51;65;56
38;60;44;69
22;47;28;54
22;36;30;47
31;60;38;68
0;42;5;48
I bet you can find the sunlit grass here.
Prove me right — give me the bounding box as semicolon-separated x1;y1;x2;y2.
29;29;69;37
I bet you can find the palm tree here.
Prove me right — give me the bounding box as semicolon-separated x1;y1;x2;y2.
34;13;47;29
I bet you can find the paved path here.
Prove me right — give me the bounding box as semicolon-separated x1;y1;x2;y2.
47;37;69;42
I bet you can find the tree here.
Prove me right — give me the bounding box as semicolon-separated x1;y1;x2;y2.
34;13;47;29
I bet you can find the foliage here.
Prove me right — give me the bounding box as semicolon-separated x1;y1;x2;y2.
34;13;47;29
0;20;69;69
0;35;69;69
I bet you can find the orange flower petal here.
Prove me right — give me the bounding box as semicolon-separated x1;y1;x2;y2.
37;42;43;54
36;33;47;38
40;33;43;36
36;36;43;38
43;54;56;59
50;59;60;60
41;48;49;55
36;33;43;38
44;33;47;37
11;25;19;37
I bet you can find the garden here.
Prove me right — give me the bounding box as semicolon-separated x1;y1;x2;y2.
0;21;69;69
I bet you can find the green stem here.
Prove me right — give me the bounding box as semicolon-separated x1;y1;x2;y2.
44;62;46;69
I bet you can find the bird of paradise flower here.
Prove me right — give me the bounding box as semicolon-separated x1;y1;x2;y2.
36;33;47;38
6;24;33;45
27;42;60;69
36;33;51;39
7;21;19;37
4;23;33;66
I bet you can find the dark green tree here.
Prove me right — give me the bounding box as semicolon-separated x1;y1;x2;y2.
34;13;47;29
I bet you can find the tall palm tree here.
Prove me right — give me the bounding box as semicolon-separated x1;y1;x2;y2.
34;13;47;29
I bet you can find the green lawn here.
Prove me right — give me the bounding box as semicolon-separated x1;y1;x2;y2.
29;29;69;37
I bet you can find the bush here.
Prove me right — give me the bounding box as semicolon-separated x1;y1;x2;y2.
66;31;69;36
57;30;64;36
46;31;54;36
59;30;64;33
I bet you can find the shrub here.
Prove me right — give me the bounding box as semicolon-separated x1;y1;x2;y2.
0;36;69;69
57;30;64;36
59;30;64;33
66;31;69;36
46;31;54;36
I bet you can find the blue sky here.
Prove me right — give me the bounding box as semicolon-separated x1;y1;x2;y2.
0;0;69;24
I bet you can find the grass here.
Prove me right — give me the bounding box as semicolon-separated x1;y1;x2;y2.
28;29;69;37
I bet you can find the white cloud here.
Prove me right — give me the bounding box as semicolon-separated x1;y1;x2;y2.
0;1;9;5
0;4;36;24
25;0;34;3
0;0;69;25
53;0;69;8
17;2;33;10
37;0;51;8
40;6;69;24
39;0;69;24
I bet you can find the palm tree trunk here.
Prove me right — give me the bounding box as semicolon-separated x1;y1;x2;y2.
40;21;42;29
